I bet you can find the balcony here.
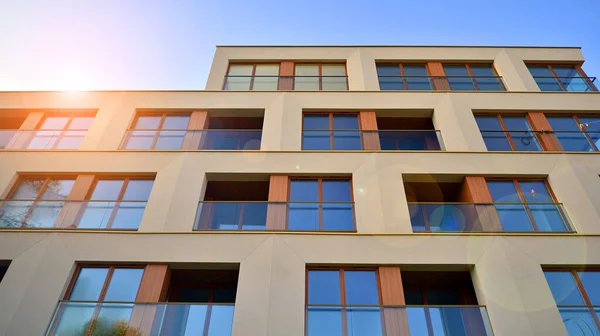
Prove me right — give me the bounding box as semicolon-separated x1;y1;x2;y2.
408;202;573;232
0;129;88;149
306;305;493;336
377;75;506;91
46;301;234;336
302;130;444;150
480;130;600;152
0;200;148;229
194;201;355;231
532;76;597;92
121;129;262;150
223;75;348;90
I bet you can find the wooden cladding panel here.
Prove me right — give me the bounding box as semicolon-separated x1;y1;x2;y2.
527;112;561;151
136;264;171;302
379;266;405;305
19;112;45;129
266;175;289;230
182;111;209;149
359;111;381;150
268;175;289;202
426;62;451;90
458;177;502;231
67;175;96;200
379;266;410;336
54;175;97;228
279;61;295;90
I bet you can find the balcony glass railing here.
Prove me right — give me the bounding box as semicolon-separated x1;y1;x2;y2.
408;202;573;232
302;130;444;150
223;76;348;91
532;76;597;92
378;76;506;91
0;200;148;229
306;305;493;336
194;201;355;231
480;130;600;152
120;129;262;150
0;129;88;149
558;307;600;335
46;301;234;336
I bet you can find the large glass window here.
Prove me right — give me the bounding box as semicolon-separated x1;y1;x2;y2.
307;269;382;336
527;65;597;92
224;63;280;90
544;270;600;335
443;64;504;91
295;64;347;90
52;266;144;336
487;179;570;232
547;115;600;152
303;114;361;150
288;178;354;231
122;113;191;150
475;114;542;151
0;177;75;228
27;115;94;150
376;64;431;90
78;178;154;229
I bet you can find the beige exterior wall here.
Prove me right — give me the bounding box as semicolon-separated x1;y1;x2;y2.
0;46;598;336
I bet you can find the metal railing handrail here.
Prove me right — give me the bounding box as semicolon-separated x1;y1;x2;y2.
480;129;600;133
377;75;504;78
407;201;564;205
124;128;263;132
0;199;148;203
306;303;487;308
198;200;354;204
57;300;234;306
0;129;90;132
302;129;441;132
225;75;348;78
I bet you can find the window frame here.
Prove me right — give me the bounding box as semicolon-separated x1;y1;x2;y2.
83;176;155;229
475;113;543;151
4;176;77;228
544;268;600;331
486;178;562;231
125;112;192;150
376;62;430;90
294;63;348;91
546;114;600;152
55;265;146;336
288;177;355;231
28;113;95;150
442;63;504;91
527;64;596;92
302;112;362;150
224;63;281;90
305;267;382;336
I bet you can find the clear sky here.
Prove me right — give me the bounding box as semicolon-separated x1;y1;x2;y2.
1;0;599;91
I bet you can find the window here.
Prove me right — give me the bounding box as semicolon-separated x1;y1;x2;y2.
307;269;383;336
475;114;542;151
224;64;280;90
302;114;361;150
294;63;347;90
486;179;570;232
51;266;144;335
547;115;600;152
27;115;94;150
527;65;597;92
443;64;504;91
376;64;431;90
544;270;600;334
122;113;191;150
288;178;354;231
0;177;75;228
78;178;154;229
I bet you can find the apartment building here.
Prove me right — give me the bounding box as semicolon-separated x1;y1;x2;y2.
0;45;599;336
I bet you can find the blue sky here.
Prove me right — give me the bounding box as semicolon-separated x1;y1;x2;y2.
0;0;599;91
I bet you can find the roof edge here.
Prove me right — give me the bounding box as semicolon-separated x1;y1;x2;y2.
216;45;582;49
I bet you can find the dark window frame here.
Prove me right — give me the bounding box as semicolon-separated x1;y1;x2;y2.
224;63;281;90
293;63;349;91
546;114;600;152
376;63;430;90
475;113;542;151
527;64;596;92
125;112;192;150
302;112;361;150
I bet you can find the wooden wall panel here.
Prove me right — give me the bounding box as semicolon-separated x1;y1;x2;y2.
527;112;561;151
54;174;96;228
182;110;209;149
136;264;171;302
266;175;289;230
359;111;381;150
379;266;410;336
426;62;451;90
19;112;45;129
278;61;295;90
458;176;502;231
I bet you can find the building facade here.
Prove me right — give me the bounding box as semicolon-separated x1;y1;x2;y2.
0;45;599;335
